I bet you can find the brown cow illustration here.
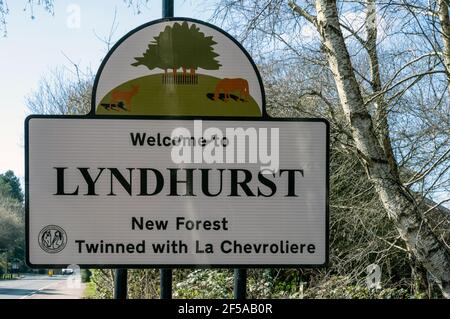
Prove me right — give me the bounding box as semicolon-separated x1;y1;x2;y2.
214;78;249;102
110;85;140;111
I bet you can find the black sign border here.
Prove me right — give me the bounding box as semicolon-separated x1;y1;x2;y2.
25;115;329;269
90;17;267;118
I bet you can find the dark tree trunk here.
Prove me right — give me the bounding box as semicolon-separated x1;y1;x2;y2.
172;67;177;79
182;66;187;82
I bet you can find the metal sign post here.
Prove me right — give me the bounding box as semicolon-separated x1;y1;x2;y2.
163;0;174;18
114;268;128;299
234;269;247;299
160;0;174;300
160;268;173;299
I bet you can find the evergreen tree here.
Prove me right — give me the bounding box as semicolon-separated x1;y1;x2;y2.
0;171;23;203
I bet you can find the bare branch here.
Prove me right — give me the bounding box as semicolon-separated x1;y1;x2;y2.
288;1;317;27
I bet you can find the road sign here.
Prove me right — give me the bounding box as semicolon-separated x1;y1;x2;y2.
26;116;328;267
92;18;265;117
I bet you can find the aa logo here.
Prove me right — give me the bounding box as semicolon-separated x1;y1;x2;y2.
38;225;67;253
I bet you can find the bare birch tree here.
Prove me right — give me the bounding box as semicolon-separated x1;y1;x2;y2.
314;0;449;297
213;0;450;297
438;0;450;88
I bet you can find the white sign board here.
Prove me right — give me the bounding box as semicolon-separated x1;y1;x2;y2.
26;117;328;267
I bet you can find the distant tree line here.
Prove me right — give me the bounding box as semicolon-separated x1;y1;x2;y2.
0;170;25;274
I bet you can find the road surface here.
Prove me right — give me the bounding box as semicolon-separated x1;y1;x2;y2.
0;274;85;299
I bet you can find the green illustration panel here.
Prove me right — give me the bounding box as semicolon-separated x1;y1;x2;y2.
96;74;261;116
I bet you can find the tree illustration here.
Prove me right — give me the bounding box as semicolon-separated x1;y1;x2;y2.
131;22;221;80
131;25;176;76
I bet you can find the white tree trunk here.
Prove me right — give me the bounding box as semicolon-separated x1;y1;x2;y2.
315;0;450;298
438;0;450;93
365;0;398;179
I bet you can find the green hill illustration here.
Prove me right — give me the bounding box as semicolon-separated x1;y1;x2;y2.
96;21;261;116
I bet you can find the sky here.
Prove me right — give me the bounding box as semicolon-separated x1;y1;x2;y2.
0;0;215;183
